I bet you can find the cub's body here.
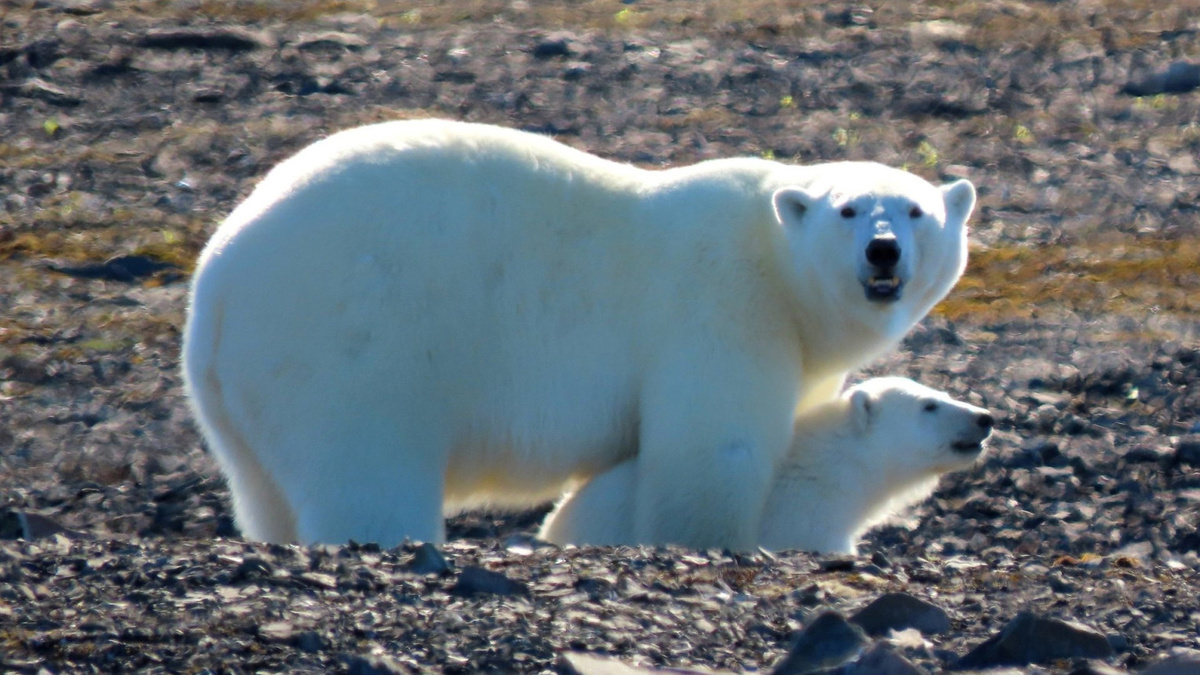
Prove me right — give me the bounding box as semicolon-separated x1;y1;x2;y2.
540;377;994;553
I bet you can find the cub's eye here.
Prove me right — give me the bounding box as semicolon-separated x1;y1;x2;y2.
910;206;924;218
840;206;856;218
923;402;939;413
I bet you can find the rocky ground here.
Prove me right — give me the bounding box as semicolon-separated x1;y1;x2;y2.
2;0;1200;672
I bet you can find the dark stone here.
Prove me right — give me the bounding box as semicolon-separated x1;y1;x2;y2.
771;611;870;675
406;542;449;575
955;612;1114;669
1173;527;1200;553
232;557;273;582
136;28;262;52
817;555;857;572
532;32;574;58
48;254;175;282
850;592;952;637
1123;61;1200;96
1125;444;1172;463
450;566;528;597
1173;435;1200;465
294;630;325;653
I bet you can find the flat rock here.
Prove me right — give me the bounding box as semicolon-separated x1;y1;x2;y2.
406;541;449;575
135;27;263;51
850;592;952;637
1123;60;1200;96
772;611;871;675
1174;436;1200;465
449;565;528;596
47;254;176;282
956;612;1114;669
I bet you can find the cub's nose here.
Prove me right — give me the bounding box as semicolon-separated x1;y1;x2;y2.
865;237;900;268
977;413;994;431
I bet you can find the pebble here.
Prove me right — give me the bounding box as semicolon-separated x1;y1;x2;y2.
771;611;870;674
532;32;575;58
406;542;449;575
1123;60;1200;96
1173;436;1200;465
136;27;263;51
850;592;951;637
449;565;528;596
956;612;1114;669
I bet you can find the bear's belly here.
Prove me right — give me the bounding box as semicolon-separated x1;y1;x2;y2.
442;418;638;511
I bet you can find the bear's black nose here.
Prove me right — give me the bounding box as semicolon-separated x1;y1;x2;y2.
977;413;994;430
865;237;900;268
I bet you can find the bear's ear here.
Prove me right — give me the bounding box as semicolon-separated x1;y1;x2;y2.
849;389;873;434
772;186;824;228
940;179;977;227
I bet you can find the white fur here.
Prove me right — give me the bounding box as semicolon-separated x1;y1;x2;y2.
183;119;976;547
540;377;994;553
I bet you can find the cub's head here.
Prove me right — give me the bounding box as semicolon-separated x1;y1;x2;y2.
772;163;975;341
846;376;993;478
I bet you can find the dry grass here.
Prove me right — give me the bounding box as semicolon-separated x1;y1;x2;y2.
938;237;1200;324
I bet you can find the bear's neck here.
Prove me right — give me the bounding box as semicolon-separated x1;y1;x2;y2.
794;313;905;385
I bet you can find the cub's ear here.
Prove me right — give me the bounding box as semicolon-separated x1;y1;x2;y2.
940;179;977;228
772;186;825;228
849;389;873;434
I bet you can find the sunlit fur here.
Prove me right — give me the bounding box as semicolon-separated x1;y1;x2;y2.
540;377;993;553
183;119;975;547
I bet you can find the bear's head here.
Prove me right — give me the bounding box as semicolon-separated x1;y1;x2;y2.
847;376;993;479
771;163;975;347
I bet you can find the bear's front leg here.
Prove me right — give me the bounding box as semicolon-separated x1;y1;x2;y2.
633;355;801;550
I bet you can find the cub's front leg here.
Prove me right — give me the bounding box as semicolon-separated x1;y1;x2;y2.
632;354;800;550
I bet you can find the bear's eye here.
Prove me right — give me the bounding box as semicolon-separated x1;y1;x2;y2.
923;402;939;413
840;206;856;218
909;206;923;218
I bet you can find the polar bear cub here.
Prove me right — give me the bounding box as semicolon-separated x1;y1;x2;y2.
540;377;994;554
183;119;976;548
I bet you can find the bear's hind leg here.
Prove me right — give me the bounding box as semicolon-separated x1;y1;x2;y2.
224;453;299;544
281;421;450;548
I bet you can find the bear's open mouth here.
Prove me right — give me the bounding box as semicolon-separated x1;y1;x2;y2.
863;276;902;302
951;440;984;454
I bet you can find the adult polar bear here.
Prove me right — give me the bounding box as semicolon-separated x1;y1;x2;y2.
184;118;976;548
540;377;995;553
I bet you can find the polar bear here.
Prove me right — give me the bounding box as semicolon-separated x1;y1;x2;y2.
540;377;994;553
183;119;976;548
